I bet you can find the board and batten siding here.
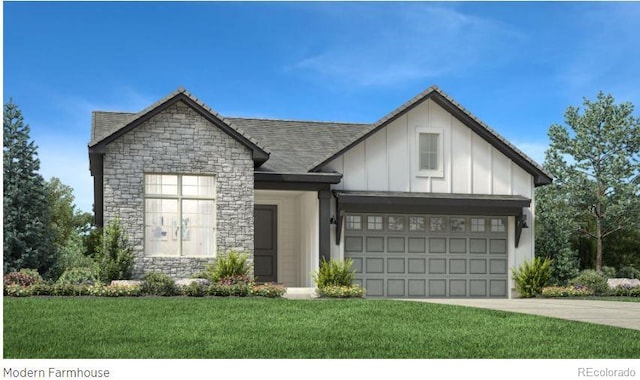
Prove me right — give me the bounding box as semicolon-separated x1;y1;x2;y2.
323;98;536;294
324;99;533;199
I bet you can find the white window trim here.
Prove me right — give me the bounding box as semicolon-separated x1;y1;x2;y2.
144;173;217;258
415;127;444;178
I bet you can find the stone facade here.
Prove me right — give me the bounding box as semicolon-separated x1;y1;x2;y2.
102;100;254;279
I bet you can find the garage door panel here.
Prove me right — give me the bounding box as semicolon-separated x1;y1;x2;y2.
408;258;426;274
366;237;385;252
428;238;446;253
449;279;467;296
387;258;405;273
449;259;467;274
428;279;446;296
351;257;364;273
490;259;507;274
366;279;385;296
428;258;446;274
387;279;406;297
408;237;426;253
450;238;467;253
490;239;507;254
346;213;508;298
470;259;487;274
387;237;405;253
408;279;426;296
365;258;384;273
490;280;507;297
345;237;363;252
469;238;487;254
469;280;487;296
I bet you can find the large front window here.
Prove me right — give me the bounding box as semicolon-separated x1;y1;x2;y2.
144;174;216;257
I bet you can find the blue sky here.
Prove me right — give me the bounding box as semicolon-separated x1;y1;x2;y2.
4;1;640;213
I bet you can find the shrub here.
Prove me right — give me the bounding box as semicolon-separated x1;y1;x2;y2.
183;282;206;297
601;266;616;279
206;251;252;282
141;272;177;296
3;269;43;287
4;284;32;297
616;266;640;279
208;283;250;297
511;257;553;298
541;285;594;297
96;217;134;283
317;285;365;298
312;258;355;288
251;283;286;298
51;283;91;296
218;275;253;285
53;233;97;280
89;284;141;297
569;270;609;295
31;283;53;296
546;248;580;286
57;267;99;286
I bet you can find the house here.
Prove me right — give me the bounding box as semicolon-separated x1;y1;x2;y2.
88;86;552;298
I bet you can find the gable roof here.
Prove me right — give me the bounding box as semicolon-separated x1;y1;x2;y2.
309;86;553;187
89;87;269;164
227;117;369;173
90;86;551;186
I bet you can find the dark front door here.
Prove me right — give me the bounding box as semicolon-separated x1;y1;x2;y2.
254;205;278;283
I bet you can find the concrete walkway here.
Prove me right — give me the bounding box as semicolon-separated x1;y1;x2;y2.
404;298;640;330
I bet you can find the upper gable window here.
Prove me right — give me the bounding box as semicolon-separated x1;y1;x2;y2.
416;127;444;177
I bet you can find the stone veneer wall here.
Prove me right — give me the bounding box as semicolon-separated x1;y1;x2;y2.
102;101;254;279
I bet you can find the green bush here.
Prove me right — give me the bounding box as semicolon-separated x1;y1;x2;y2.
541;285;594;297
141;272;177;296
57;267;99;286
183;282;206;297
312;258;356;288
569;270;609;295
616;266;640;279
51;283;91;296
511;257;553;298
208;283;251;297
601;266;616;279
206;251;252;282
317;285;364;298
4;284;32;297
251;283;286;298
89;284;141;297
31;282;53;296
96;217;134;283
3;269;43;287
54;233;97;280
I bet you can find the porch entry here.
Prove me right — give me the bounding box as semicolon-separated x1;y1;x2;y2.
254;205;278;283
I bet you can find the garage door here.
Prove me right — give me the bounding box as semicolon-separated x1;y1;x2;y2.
344;214;509;298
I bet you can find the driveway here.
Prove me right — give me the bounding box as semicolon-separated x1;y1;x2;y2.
405;298;640;330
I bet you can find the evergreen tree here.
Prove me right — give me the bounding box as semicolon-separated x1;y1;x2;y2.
3;100;56;275
545;92;640;272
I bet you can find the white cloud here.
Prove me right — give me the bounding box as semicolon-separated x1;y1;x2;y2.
289;4;524;87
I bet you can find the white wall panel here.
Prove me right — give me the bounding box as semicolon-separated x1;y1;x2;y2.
387;115;410;192
512;163;533;198
451;119;471;193
492;148;512;195
365;128;388;191
472;135;492;194
343;143;366;190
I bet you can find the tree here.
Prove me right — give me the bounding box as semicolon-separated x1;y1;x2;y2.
545;92;640;272
535;182;580;285
96;217;134;283
46;176;94;249
3;100;56;275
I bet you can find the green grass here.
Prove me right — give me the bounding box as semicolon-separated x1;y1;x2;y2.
4;297;640;359
575;296;640;303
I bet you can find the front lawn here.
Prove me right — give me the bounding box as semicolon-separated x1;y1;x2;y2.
4;297;639;358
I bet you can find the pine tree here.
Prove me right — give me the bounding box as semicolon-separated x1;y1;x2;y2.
545;92;640;272
3;100;56;275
